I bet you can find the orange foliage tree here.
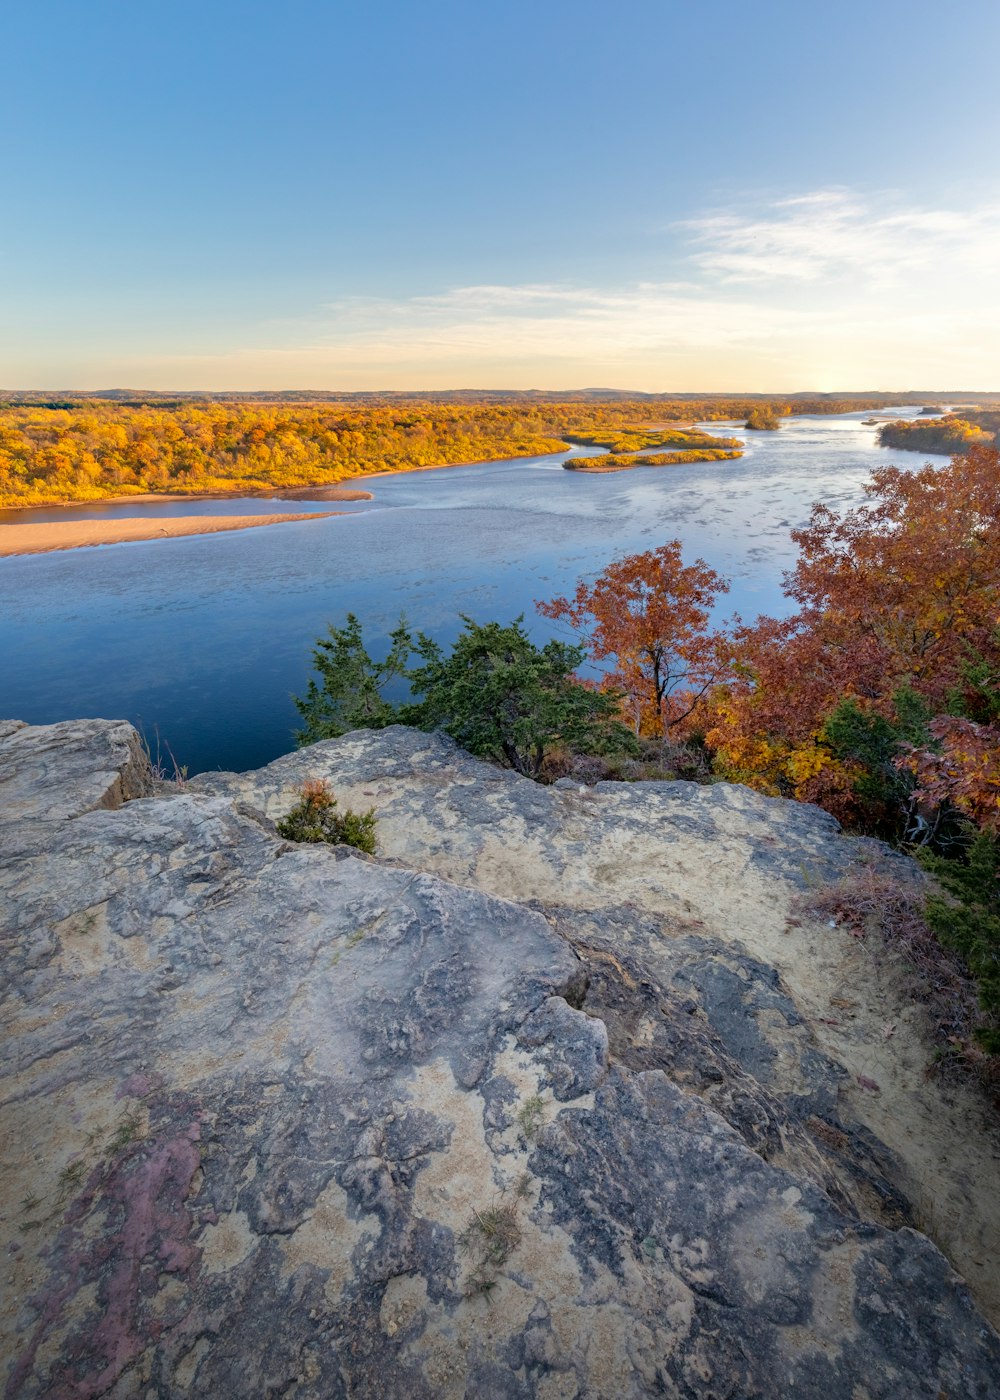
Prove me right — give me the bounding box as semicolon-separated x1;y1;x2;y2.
537;541;730;737
704;446;1000;822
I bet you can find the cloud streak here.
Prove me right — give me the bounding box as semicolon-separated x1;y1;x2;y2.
680;189;1000;285
254;190;996;382
13;189;998;389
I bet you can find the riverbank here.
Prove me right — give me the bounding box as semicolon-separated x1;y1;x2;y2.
0;485;373;515
0;406;942;775
0;446;574;515
0;511;336;557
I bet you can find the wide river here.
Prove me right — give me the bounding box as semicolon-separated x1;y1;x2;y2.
0;408;948;774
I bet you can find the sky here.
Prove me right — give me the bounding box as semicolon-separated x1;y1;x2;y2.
3;0;999;391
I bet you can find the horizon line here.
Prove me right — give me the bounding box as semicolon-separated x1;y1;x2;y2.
3;386;1000;398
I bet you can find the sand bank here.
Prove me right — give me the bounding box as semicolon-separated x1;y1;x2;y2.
2;486;372;514
271;486;372;501
0;512;336;558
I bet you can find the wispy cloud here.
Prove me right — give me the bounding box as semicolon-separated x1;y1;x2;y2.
310;281;809;361
256;186;1000;381
680;189;1000;285
27;189;999;389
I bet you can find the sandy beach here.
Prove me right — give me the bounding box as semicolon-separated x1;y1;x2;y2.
0;512;336;558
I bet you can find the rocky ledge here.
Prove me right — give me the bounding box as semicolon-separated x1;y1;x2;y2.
2;720;998;1399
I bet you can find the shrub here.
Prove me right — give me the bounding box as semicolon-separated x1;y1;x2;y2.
295;614;413;744
276;779;377;854
294;613;638;781
920;832;1000;1054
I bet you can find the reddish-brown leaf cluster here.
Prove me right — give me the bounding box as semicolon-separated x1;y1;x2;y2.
537;541;729;738
706;446;1000;806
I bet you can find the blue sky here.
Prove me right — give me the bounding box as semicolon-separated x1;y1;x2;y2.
3;0;999;389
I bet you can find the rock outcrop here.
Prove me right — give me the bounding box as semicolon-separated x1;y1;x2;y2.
2;720;999;1399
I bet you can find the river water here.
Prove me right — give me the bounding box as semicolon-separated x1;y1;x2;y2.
0;408;949;774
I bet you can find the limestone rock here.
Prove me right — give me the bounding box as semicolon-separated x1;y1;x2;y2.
2;719;999;1399
0;717;152;824
193;725;1000;1326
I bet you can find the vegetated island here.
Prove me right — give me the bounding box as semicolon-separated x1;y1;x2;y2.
0;392;985;510
877;411;998;455
0;511;335;558
744;405;783;430
562;425;744;472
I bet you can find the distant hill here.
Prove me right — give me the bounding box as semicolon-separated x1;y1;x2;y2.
4;387;1000;407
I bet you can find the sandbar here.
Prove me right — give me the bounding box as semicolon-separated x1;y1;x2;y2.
1;486;372;514
0;512;336;558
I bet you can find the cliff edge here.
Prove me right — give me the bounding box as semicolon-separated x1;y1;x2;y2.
2;720;998;1398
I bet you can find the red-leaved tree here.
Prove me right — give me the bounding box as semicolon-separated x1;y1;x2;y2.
705;445;1000;813
538;541;730;737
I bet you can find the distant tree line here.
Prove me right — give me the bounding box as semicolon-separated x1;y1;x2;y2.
0;395;938;508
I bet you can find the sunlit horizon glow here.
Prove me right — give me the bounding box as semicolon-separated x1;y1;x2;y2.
3;2;999;392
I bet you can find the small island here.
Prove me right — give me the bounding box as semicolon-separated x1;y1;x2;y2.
564;447;743;473
745;406;781;430
877;415;995;455
562;425;743;472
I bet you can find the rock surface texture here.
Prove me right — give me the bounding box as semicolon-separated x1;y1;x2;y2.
2;721;999;1399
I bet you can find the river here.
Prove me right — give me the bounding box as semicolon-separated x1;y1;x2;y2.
0;408;949;774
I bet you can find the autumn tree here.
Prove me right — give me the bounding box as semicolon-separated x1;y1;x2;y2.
704;446;1000;826
538;541;730;737
877;416;993;456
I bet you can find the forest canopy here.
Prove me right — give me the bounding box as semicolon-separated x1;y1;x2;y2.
0;394;949;508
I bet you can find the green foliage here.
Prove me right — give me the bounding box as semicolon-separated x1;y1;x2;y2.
948;631;1000;723
276;780;377;854
294;613;638;781
920;832;1000;1053
295;613;413;744
515;1094;546;1140
403;616;637;778
820;688;931;825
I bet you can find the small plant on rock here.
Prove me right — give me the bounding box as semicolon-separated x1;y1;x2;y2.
459;1176;532;1300
276;779;377;855
516;1094;546;1141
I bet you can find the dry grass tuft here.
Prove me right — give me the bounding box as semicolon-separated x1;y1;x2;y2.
458;1170;534;1300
